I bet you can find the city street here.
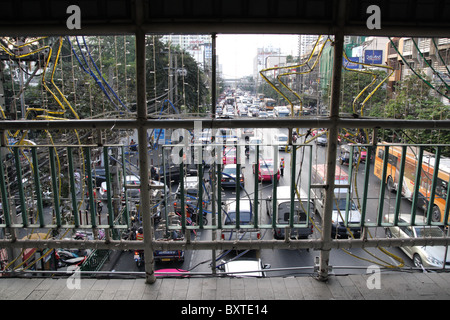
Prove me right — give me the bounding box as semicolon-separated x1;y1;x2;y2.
107;127;418;276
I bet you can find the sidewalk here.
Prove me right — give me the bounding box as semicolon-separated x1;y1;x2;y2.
1;271;450;300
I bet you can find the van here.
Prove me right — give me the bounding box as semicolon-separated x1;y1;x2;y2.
266;186;314;240
311;164;362;238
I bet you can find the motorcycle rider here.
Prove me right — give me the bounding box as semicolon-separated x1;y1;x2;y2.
136;227;144;241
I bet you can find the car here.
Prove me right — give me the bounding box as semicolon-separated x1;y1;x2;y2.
87;168;107;187
221;164;245;188
248;136;263;152
219;258;271;277
316;132;328;146
331;197;362;238
253;159;280;182
100;175;169;200
275;133;289;150
258;111;268;118
384;214;450;269
222;200;261;242
222;146;237;164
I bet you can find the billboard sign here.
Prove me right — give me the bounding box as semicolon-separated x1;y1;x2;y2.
364;50;383;64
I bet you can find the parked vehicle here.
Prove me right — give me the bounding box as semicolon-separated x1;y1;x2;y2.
384;214;450;269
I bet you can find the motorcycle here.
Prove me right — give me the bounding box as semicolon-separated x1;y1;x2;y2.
55;249;86;268
134;250;144;268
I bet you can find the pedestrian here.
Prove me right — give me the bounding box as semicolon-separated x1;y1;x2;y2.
280;158;285;176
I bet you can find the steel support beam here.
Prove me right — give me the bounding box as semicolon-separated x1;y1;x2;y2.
318;0;346;282
135;0;156;285
1;118;449;131
1;237;449;251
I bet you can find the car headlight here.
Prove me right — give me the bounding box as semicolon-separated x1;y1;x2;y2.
426;255;443;267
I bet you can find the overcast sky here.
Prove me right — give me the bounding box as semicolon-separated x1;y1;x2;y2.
216;34;299;79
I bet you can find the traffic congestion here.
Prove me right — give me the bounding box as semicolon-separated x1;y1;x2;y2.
106;89;436;277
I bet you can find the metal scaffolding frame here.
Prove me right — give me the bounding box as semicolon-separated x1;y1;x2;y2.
1;0;450;284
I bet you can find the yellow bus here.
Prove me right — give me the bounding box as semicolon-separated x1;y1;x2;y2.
374;143;450;223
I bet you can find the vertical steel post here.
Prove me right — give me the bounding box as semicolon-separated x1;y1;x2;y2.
427;146;441;225
31;148;45;227
135;0;155;284
103;146;114;228
13;147;27;226
318;0;345;282
67;147;80;227
49;147;61;227
411;147;424;225
84;147;97;228
0;148;11;227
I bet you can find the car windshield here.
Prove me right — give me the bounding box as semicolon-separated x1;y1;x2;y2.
415;227;444;237
223;167;236;175
278;201;307;223
261;162;274;170
225;211;252;225
333;198;357;211
224;148;236;156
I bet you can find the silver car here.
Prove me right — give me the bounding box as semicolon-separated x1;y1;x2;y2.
384;214;450;269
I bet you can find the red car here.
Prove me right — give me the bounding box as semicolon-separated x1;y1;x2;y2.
253;159;280;182
222;146;237;164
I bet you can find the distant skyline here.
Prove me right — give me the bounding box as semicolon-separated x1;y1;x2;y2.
216;34;299;79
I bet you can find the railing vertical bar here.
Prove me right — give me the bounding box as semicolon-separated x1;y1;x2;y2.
235;160;240;230
345;145;355;227
443;174;450;226
121;146;130;226
0;147;11;227
198;163;204;229
427;146;441;226
377;145;389;226
360;146;372;227
217;162;222;229
253;145;259;229
393;146;407;225
49;146;61;227
307;145;312;222
162;147;169;232
67;147;80;227
180;163;186;231
84;147;96;228
289;146;296;229
13;147;27;226
31;147;45;227
410;147;424;226
103;146;114;228
272;145;278;229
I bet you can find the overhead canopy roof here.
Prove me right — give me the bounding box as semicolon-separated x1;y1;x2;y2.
1;0;449;37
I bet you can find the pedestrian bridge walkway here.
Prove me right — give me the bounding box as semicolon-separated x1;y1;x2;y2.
2;271;450;301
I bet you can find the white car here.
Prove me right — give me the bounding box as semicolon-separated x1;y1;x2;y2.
99;175;168;200
384;214;450;269
219;258;271;277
